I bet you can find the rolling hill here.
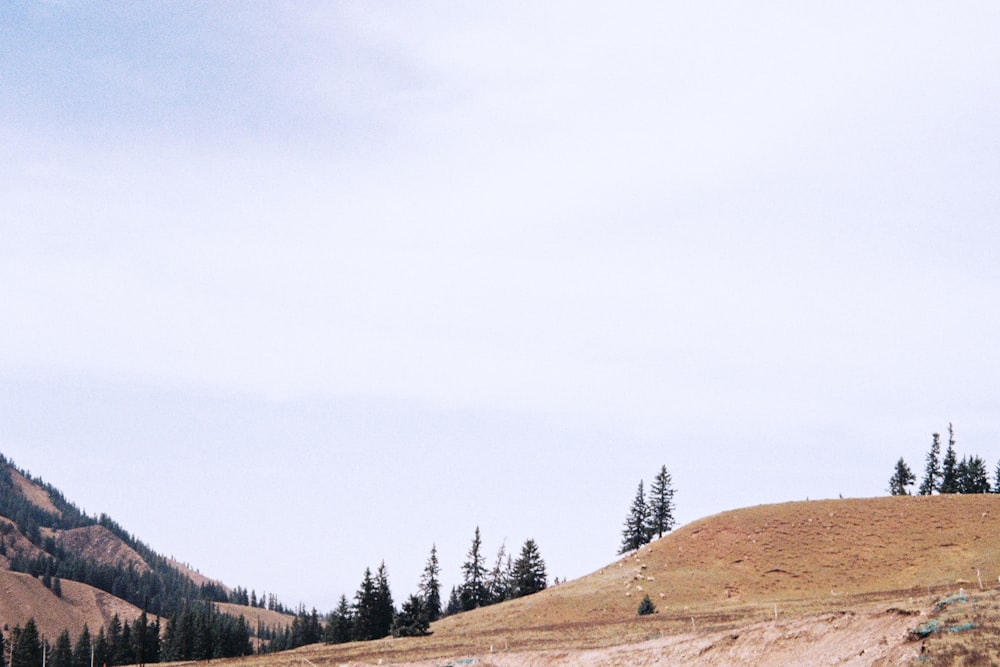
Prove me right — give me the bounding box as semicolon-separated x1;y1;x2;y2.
247;494;1000;666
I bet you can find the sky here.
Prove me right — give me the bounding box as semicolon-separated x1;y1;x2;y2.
1;2;999;612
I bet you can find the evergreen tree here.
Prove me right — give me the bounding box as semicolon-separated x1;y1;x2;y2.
637;594;657;615
391;595;431;638
92;628;109;667
352;567;378;641
444;586;462;617
647;465;676;540
958;455;991;494
72;625;92;667
371;562;395;640
0;627;5;667
324;595;354;644
512;538;547;598
888;457;915;495
918;432;942;495
51;576;62;598
10;619;43;667
418;544;442;623
51;630;73;667
940;425;959;494
486;542;512;605
994;459;1000;494
619;480;649;554
459;527;488;611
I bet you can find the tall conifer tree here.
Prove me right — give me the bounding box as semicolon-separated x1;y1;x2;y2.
619;480;649;554
460;527;488;611
647;465;676;540
512;539;547;597
418;545;442;622
918;432;942;495
940;424;959;494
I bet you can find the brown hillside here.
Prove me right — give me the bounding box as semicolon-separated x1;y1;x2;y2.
167;557;227;590
0;570;151;639
215;602;295;630
9;468;61;516
0;516;48;569
240;495;1000;667
56;525;151;574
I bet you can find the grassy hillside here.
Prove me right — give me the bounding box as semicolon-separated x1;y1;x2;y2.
238;495;1000;666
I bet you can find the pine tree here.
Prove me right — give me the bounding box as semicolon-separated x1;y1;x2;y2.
391;595;431;637
445;586;462;616
940;425;959;494
637;594;657;615
418;544;442;622
72;625;92;667
994;460;1000;494
324;595;354;644
647;465;676;540
619;480;649;554
460;527;488;611
371;562;395;640
918;433;942;495
486;542;511;605
51;630;73;667
512;538;547;598
10;619;43;667
888;457;915;495
352;567;378;641
958;455;991;494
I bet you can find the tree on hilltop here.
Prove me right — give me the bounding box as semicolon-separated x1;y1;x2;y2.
619;480;649;554
888;457;915;495
939;424;959;494
918;432;941;495
512;538;547;597
647;465;676;540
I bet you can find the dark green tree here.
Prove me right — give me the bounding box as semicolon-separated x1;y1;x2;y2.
647;465;676;539
10;619;43;667
371;562;395;640
51;630;73;667
918;432;941;495
637;594;657;616
391;594;431;637
459;527;488;611
957;455;991;494
940;424;959;494
512;538;547;598
324;595;354;644
418;544;442;622
352;567;378;641
444;586;462;616
71;625;91;667
994;459;1000;494
888;457;916;495
619;480;649;554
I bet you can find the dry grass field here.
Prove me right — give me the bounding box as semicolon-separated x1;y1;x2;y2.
158;494;1000;666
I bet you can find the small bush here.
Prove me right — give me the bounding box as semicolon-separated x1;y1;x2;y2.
637;594;657;616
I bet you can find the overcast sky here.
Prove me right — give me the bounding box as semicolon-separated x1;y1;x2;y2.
2;2;999;612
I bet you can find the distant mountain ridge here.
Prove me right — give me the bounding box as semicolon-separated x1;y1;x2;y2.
0;452;290;647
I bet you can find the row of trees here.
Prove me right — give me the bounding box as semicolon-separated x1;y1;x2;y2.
1;613;162;667
313;534;548;649
889;424;998;496
619;465;676;554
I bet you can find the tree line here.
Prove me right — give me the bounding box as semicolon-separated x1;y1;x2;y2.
889;423;998;496
272;532;550;652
